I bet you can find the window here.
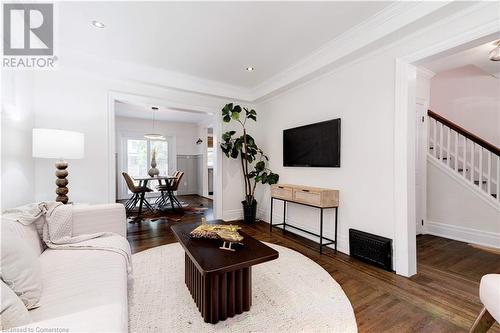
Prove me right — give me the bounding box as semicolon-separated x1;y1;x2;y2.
126;138;169;178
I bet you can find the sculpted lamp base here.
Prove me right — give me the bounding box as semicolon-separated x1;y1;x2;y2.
55;160;69;204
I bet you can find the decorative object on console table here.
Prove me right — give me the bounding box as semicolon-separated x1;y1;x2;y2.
32;128;84;204
270;184;339;254
220;103;279;223
148;148;160;177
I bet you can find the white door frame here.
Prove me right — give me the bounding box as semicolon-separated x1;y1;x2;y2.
415;97;428;236
106;91;224;219
393;24;498;277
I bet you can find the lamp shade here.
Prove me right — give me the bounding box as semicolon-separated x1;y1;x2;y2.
32;128;84;159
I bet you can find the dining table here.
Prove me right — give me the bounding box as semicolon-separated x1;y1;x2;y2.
133;175;179;217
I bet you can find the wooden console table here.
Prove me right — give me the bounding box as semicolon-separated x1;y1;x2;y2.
269;184;339;254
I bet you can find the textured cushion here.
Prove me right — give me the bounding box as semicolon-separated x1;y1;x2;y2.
1;219;42;309
480;274;500;322
0;215;43;256
28;249;128;332
0;279;32;330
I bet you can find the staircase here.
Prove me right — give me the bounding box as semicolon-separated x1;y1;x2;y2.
427;110;499;206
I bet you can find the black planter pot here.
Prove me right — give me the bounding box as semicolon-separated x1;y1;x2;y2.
242;200;257;224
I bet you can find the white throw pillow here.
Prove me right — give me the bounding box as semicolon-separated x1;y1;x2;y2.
0;279;32;330
1;218;42;309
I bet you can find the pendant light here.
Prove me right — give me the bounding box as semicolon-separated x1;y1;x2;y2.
144;107;166;140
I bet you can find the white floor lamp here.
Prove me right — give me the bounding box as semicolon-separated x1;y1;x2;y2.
32;128;85;204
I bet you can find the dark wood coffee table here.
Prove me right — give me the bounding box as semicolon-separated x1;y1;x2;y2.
171;221;279;324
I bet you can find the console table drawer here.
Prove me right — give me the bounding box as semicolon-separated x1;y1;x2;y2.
271;186;293;200
293;189;321;206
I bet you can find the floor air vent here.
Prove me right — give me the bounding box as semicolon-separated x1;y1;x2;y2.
349;229;392;271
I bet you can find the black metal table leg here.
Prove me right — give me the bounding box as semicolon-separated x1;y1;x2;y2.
320;208;323;254
283;200;286;233
334;207;338;253
270;197;274;232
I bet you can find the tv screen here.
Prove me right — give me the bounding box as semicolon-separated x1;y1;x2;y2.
283;119;341;167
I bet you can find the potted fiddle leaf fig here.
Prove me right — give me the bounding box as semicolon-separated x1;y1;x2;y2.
220;103;279;223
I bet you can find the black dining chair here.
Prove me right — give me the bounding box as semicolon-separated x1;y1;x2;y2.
156;171;184;211
155;171;179;209
122;172;154;216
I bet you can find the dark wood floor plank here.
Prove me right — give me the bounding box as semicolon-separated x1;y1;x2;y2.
122;195;500;332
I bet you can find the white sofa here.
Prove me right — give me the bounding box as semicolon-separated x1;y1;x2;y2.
8;204;130;332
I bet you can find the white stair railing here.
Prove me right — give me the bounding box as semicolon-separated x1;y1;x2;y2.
427;110;500;204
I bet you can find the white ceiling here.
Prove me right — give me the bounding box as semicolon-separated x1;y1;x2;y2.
422;40;500;77
114;101;213;125
58;1;392;88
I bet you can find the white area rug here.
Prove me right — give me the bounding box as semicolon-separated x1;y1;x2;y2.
129;242;357;333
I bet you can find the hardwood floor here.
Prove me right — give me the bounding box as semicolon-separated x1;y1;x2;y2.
126;195;500;332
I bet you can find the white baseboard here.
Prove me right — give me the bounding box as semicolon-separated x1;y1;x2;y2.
258;208;349;255
222;209;243;221
426;221;500;249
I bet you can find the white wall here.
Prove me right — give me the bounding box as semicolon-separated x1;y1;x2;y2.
115;116;200;155
255;52;396;254
427;159;499;247
196;125;209;197
430;65;500;146
115;116;203;199
30;68;248;219
1;71;35;209
253;4;498;256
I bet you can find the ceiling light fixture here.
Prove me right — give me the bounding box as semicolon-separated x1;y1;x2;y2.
489;41;500;61
144;107;166;140
91;20;105;28
245;66;255;72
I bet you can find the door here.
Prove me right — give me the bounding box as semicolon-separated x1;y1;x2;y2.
415;100;428;235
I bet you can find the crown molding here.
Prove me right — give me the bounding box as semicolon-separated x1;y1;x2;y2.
58;47;253;102
250;1;451;102
57;1;454;103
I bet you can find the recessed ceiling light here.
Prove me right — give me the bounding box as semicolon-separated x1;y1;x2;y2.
245;66;255;72
91;20;105;28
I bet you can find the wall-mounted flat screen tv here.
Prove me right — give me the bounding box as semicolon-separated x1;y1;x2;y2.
283;118;341;167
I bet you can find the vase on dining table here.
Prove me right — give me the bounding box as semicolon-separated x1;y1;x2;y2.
148;149;160;177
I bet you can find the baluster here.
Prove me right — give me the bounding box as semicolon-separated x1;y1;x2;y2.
433;119;437;158
439;123;444;161
478;146;483;191
487;151;491;195
471;143;475;184
427;116;431;155
497;155;500;202
454;131;458;172
463;136;467;179
446;126;451;167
